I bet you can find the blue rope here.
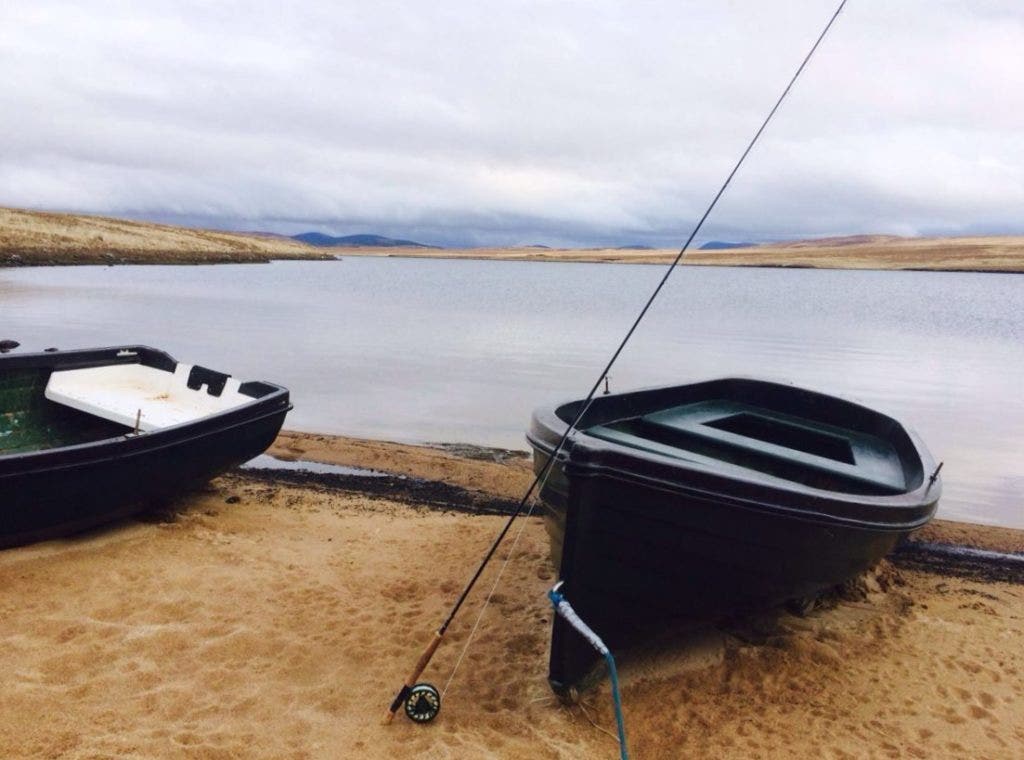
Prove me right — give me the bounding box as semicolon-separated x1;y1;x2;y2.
603;651;628;760
548;584;629;760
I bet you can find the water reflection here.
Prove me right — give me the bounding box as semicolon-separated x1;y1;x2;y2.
1;259;1021;528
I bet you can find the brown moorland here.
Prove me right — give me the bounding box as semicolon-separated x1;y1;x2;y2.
3;206;1024;271
337;233;1024;272
0;207;330;266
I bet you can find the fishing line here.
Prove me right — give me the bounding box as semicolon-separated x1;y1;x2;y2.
384;0;848;723
440;489;539;698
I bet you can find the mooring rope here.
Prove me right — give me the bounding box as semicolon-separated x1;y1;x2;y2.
548;583;629;760
384;0;849;722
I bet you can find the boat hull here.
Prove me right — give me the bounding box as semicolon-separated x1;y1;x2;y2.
0;347;291;548
527;378;940;694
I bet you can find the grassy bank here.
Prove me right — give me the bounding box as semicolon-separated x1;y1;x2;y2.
0;207;331;266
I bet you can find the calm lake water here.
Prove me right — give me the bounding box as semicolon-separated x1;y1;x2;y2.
2;259;1022;529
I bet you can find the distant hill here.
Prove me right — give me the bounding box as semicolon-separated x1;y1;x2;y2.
616;244;654;250
0;206;331;266
699;241;756;250
292;232;436;248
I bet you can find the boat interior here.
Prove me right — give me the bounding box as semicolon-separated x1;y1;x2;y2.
585;399;907;495
44;363;253;432
0;367;130;455
1;360;255;455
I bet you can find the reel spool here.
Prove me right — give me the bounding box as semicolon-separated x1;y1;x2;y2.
403;683;441;723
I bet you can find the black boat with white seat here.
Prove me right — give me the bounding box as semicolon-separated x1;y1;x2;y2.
0;346;291;548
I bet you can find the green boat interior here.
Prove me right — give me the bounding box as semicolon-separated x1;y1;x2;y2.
0;369;129;455
586;399;906;495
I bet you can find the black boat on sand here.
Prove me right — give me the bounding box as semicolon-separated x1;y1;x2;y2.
527;377;940;695
0;346;291;548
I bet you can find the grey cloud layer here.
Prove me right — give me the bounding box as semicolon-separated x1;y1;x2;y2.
1;1;1021;246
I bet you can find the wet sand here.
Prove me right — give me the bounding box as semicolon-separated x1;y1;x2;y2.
1;433;1022;758
268;430;535;501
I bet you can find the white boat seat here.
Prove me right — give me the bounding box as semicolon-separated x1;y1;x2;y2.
45;363;251;432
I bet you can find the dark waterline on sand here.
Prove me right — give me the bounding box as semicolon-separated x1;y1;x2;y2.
1;259;1022;529
241;454;390;478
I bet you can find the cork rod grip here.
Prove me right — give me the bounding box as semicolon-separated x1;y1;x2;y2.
382;631;444;724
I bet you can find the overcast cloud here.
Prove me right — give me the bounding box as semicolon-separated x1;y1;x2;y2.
1;1;1021;247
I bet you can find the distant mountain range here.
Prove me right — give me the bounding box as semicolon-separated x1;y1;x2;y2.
699;241;756;250
289;233;763;251
292;232;437;248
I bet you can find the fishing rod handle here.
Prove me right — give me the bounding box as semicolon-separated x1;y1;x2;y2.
383;630;444;724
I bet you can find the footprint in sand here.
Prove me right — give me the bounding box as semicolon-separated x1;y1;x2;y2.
935;706;966;725
967;704;994;720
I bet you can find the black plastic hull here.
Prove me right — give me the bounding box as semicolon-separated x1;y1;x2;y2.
0;346;291;548
527;378;940;694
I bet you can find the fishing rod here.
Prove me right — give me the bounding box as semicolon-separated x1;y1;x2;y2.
384;0;848;725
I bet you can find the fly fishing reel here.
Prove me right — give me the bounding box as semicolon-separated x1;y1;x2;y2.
403;683;441;723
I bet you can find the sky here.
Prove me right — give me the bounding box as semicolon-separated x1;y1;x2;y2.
1;1;1021;248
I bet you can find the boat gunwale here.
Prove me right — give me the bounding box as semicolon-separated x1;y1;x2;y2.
527;377;941;524
527;426;939;513
530;447;937;533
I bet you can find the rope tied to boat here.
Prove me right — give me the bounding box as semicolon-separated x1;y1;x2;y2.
548;583;628;760
383;0;850;724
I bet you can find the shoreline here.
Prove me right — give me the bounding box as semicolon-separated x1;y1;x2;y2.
268;430;1024;551
1;249;336;267
6;248;1023;273
3;207;1024;272
328;236;1024;273
5;253;1022;274
1;430;1022;757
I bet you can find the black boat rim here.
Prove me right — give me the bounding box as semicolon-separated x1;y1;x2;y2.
527;376;940;529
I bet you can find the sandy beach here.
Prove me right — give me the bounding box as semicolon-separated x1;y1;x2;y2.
1;432;1021;759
